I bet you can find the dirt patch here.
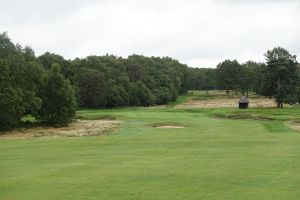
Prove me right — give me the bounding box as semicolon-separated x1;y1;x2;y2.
176;98;285;109
285;120;300;132
0;120;120;139
153;123;185;129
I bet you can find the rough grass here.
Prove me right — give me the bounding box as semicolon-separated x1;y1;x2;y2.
213;113;275;120
1;91;300;199
175;90;283;109
168;91;217;106
76;114;117;120
0;120;120;139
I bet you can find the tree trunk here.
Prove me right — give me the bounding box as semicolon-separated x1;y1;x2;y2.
246;90;249;98
277;77;281;108
277;101;284;108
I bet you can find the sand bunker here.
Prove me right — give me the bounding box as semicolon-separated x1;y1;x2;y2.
156;126;185;129
0;120;120;139
176;98;284;109
285;120;300;132
153;123;185;129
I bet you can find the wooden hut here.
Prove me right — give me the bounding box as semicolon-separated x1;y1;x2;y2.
238;96;249;109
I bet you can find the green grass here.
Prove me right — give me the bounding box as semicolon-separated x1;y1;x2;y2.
1;93;300;199
202;106;300;121
168;91;216;106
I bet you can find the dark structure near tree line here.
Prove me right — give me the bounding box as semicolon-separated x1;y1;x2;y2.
239;96;249;109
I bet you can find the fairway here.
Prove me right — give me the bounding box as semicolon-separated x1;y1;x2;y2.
1;107;300;200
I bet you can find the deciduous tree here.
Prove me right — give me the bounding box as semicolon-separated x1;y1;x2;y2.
36;64;76;125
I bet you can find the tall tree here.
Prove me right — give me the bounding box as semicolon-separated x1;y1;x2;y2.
216;60;241;97
78;69;108;108
262;47;298;108
36;64;76;125
0;33;45;130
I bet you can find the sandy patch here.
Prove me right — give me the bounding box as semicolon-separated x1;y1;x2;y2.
175;98;287;109
285;121;300;132
156;125;185;129
0;120;120;139
153;122;185;129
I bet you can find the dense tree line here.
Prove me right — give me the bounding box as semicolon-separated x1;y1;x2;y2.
38;53;189;108
215;60;266;97
0;32;75;130
1;32;298;131
186;68;216;91
0;33;189;130
184;61;266;97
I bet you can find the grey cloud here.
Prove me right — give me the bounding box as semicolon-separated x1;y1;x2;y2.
0;0;299;67
215;0;300;4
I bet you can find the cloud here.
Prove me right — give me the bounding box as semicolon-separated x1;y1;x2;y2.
215;0;300;4
0;0;299;67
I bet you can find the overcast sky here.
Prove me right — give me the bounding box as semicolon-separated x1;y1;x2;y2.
0;0;299;68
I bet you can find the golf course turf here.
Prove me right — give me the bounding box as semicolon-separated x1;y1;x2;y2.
1;103;300;199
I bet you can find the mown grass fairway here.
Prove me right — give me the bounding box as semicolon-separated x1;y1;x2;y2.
1;103;300;199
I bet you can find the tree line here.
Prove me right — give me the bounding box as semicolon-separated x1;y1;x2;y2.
187;49;299;108
0;33;76;130
0;32;188;130
0;32;299;130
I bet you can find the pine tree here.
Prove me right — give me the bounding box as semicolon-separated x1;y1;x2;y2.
262;47;299;108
